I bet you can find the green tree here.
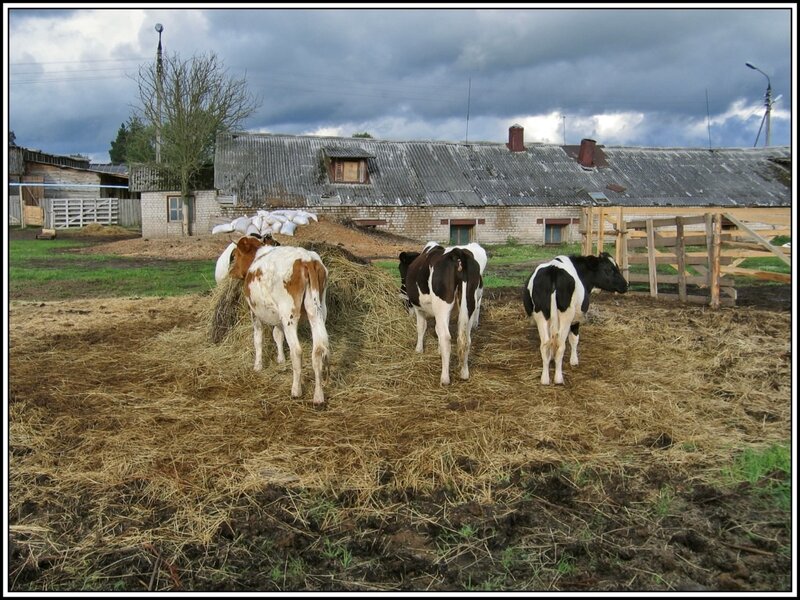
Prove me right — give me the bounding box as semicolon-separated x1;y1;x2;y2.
352;132;373;138
109;116;154;163
133;51;260;235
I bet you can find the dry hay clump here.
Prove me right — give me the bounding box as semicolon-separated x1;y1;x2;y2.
78;222;133;236
8;253;792;569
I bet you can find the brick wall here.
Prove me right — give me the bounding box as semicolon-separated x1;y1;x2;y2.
141;190;219;238
218;205;583;245
145;193;584;244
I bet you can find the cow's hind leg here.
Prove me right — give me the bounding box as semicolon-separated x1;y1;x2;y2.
272;325;286;363
533;312;551;385
414;310;427;353
252;316;264;371
568;323;580;366
553;315;573;385
282;320;303;398
434;306;453;385
304;289;330;405
457;301;474;380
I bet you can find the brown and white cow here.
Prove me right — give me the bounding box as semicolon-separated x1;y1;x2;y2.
398;242;485;385
522;252;628;385
230;236;330;404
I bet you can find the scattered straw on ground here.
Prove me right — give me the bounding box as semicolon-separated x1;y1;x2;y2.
8;250;792;568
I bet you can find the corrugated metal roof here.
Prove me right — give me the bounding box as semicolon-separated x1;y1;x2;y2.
89;163;128;177
212;132;790;208
324;146;375;158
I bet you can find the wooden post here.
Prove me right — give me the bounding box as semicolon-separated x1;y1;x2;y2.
710;213;722;309
704;213;714;289
584;205;594;256
19;195;26;228
597;208;605;255
676;216;687;302
619;213;629;283
646;218;658;298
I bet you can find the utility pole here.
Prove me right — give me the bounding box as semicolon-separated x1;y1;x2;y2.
561;114;566;145
155;23;164;163
745;62;772;147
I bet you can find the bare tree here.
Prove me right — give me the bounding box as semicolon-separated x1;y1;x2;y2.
134;51;260;235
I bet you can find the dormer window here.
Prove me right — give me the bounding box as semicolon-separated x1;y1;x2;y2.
333;159;367;183
324;146;375;185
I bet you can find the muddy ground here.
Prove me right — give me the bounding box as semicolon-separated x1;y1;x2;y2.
7;225;794;592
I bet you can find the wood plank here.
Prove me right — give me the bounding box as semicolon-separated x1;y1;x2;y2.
627;234;720;249
618;207;628;280
723;212;791;266
597;207;605;255
628;254;733;265
676;216;687;302
710;213;722;309
646;219;657;298
721;240;791;254
628;273;733;286
625;215;708;230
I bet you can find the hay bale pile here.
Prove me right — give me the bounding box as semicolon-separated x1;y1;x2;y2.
8;245;792;571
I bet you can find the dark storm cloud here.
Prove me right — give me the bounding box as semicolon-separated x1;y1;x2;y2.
7;6;793;161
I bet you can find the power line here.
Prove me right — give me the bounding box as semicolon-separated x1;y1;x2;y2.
10;57;148;66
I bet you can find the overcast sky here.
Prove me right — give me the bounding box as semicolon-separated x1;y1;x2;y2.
5;4;795;163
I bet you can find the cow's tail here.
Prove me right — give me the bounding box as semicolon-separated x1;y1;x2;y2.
302;260;330;370
454;251;481;360
548;290;560;354
522;279;534;317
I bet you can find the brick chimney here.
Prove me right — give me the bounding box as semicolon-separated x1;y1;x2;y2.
507;124;525;152
577;138;596;167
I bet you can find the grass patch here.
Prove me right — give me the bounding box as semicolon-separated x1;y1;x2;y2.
9;239;215;300
372;242;584;290
722;443;791;510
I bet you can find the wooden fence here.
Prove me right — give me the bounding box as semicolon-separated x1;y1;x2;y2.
11;197;141;229
581;207;791;308
46;198;141;229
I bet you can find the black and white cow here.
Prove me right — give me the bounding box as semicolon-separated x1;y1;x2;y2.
522;252;628;385
398;242;485;385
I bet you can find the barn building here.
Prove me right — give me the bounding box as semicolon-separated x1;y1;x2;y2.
8;141;137;228
132;126;791;244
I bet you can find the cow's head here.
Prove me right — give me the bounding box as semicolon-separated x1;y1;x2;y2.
593;252;628;293
230;236;266;279
398;251;421;288
248;232;281;247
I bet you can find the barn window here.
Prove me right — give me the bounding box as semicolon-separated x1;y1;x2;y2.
332;159;367;183
324;146;375;185
167;195;195;223
450;224;473;245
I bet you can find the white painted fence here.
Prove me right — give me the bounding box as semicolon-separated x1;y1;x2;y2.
45;198;141;229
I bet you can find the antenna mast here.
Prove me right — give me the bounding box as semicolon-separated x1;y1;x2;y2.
705;89;712;149
465;78;471;143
